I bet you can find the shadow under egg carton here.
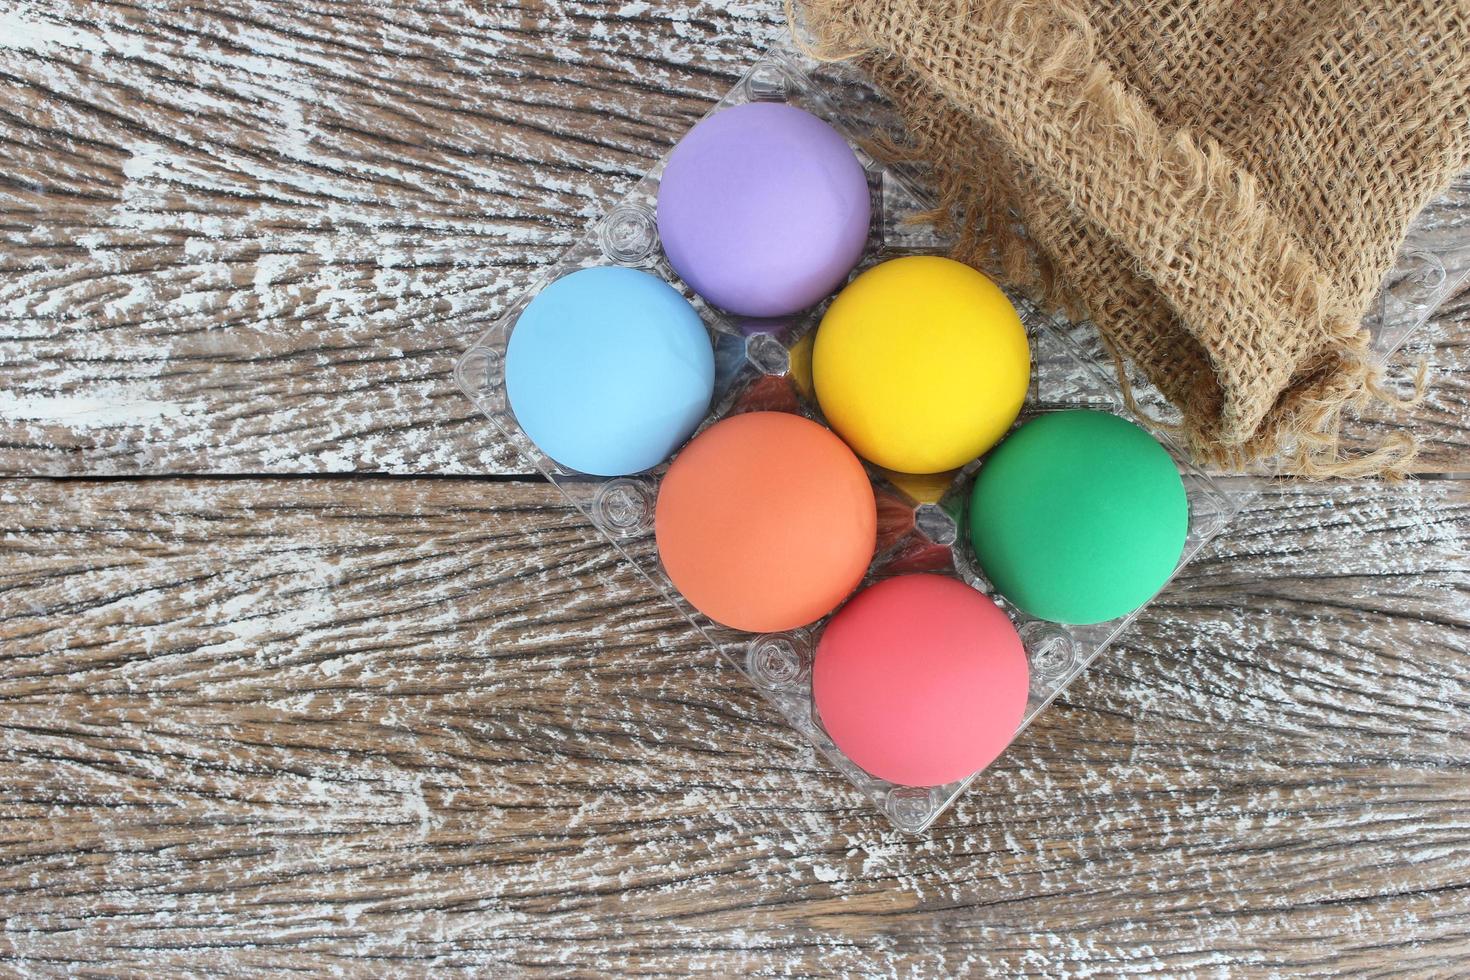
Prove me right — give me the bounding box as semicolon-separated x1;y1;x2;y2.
454;43;1256;833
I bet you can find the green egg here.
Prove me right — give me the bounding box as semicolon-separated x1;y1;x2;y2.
967;410;1189;625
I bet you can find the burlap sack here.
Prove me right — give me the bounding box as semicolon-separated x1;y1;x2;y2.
796;0;1470;476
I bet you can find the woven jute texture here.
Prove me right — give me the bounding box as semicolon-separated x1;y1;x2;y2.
797;0;1470;476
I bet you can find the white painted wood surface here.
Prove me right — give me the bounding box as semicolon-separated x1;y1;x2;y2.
0;478;1466;974
1;0;1468;974
0;0;783;475
0;0;1465;475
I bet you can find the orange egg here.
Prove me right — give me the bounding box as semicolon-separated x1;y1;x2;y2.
655;411;876;632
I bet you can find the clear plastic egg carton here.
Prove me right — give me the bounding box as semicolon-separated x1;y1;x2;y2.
454;43;1457;832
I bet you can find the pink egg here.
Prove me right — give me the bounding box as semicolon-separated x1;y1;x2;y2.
812;574;1029;787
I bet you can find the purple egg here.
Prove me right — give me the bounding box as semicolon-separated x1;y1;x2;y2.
656;103;871;317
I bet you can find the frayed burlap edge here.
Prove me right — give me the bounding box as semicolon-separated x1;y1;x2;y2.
789;0;1452;478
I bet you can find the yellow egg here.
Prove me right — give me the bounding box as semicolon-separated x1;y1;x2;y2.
813;256;1030;474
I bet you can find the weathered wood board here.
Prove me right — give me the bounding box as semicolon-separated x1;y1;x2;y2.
1;0;1466;477
0;0;782;476
0;477;1465;974
3;0;1469;973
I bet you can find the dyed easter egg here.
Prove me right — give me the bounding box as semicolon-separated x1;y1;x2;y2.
505;266;714;476
967;410;1189;624
655;411;876;632
656;102;870;317
813;256;1030;474
812;574;1029;787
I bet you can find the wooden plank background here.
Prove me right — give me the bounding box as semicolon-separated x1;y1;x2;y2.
1;0;1468;975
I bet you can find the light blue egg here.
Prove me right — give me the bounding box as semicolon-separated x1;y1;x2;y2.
505;266;715;476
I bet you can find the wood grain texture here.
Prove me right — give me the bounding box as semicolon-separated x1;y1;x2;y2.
1;0;1467;476
0;476;1465;975
4;0;1470;973
0;0;784;477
